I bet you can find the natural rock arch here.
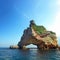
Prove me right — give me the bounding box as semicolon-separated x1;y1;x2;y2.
18;20;58;50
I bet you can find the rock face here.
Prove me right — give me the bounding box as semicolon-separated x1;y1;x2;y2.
18;20;58;50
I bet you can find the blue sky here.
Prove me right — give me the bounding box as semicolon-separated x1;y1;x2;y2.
0;0;60;47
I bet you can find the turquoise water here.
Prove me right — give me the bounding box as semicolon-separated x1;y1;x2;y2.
0;48;60;60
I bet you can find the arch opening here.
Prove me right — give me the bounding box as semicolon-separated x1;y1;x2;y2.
26;44;37;48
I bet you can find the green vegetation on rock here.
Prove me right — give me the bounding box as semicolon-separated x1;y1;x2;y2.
32;24;46;34
49;31;56;34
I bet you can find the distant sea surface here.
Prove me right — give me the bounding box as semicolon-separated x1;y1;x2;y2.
0;48;60;60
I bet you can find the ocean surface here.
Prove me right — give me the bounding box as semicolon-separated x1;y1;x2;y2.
0;48;60;60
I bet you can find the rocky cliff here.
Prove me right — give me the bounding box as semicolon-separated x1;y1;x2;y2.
18;20;58;50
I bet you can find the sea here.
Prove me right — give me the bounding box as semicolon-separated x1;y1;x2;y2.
0;48;60;60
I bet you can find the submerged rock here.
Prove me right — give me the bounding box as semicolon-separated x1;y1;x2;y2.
10;45;19;49
18;20;58;50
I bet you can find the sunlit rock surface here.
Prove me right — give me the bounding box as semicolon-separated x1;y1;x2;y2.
18;20;58;50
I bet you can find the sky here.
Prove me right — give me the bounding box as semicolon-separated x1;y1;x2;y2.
0;0;60;47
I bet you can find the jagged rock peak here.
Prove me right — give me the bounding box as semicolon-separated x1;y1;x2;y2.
30;20;35;27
